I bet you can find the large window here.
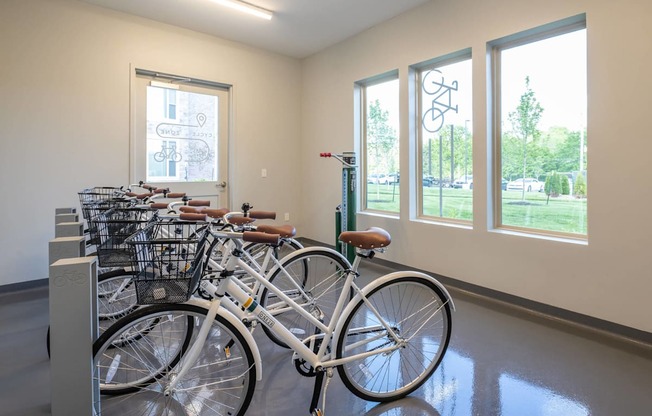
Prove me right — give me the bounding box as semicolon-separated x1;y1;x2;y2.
493;19;587;237
416;53;473;222
361;75;400;213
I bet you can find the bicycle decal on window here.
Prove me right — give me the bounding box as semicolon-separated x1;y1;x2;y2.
422;69;459;133
155;112;212;162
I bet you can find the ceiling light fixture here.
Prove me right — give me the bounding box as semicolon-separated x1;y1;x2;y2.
210;0;273;20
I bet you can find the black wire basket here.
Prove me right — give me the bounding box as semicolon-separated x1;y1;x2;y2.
93;208;155;268
126;221;208;305
78;187;124;206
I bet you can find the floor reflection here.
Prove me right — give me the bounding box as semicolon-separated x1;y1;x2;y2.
499;374;589;416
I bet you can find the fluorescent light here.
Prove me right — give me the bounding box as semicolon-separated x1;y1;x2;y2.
210;0;273;20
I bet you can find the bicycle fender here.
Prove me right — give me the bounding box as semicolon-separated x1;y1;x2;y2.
185;297;263;381
332;271;455;355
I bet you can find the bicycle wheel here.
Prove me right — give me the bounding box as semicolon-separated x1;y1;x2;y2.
259;248;350;348
336;276;452;402
93;303;256;416
96;269;138;330
243;238;303;273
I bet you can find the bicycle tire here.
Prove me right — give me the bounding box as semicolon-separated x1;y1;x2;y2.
259;248;350;348
336;275;452;402
93;303;256;416
243;238;303;274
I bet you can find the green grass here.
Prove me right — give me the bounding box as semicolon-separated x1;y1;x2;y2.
366;184;587;235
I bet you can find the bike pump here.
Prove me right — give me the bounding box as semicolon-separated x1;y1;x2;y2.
320;151;357;264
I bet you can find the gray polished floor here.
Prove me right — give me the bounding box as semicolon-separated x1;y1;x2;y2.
1;261;651;416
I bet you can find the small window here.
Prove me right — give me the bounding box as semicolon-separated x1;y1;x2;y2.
492;17;587;237
415;52;473;222
359;75;400;213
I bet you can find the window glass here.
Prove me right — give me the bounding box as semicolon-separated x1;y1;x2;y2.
145;86;218;182
497;26;587;236
418;56;473;221
363;77;400;213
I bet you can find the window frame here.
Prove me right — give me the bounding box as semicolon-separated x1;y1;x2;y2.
490;15;587;239
413;50;473;224
357;70;400;215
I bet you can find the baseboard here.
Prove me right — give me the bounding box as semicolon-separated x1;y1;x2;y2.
0;278;48;294
298;237;652;351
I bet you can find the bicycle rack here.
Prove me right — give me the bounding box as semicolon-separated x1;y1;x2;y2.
49;208;100;415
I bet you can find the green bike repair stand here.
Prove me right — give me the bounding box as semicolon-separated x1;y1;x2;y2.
320;151;357;264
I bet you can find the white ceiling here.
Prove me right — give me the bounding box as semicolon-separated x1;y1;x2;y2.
81;0;431;58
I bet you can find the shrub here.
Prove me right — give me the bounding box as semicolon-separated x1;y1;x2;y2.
545;172;562;197
574;173;587;198
561;175;570;195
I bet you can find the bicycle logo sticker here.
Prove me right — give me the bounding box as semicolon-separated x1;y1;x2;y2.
53;271;87;288
422;69;459;133
155;113;213;162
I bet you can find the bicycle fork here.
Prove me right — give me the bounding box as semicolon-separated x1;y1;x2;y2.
164;297;221;395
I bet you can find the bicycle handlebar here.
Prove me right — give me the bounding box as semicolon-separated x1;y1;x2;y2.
319;152;357;168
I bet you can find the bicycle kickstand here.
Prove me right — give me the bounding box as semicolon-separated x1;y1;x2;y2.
309;368;333;416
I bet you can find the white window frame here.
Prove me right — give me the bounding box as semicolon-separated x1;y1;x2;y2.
490;15;587;239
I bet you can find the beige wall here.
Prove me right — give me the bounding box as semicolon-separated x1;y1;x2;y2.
301;0;652;332
1;0;650;334
0;0;302;285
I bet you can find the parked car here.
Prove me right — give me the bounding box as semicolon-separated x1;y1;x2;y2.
453;175;473;190
506;177;543;192
367;173;391;185
389;173;400;184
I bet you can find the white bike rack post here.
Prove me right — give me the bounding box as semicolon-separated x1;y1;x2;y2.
54;212;79;224
55;221;84;238
49;209;99;415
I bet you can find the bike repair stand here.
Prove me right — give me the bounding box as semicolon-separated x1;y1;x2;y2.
320;152;357;264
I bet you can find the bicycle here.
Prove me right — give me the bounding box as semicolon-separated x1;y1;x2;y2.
93;226;454;415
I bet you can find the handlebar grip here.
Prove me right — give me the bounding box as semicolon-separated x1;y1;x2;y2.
243;231;280;245
135;193;153;200
249;210;276;220
142;184;157;190
166;192;187;198
150;203;169;209
125;192;137;197
180;213;208;222
153;188;167;194
188;200;211;207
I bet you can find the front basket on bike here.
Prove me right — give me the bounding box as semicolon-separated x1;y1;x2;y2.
92;207;155;268
126;221;207;305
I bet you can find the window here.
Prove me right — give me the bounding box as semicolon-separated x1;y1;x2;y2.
144;84;220;183
415;52;473;222
360;75;400;213
148;140;179;180
493;18;587;237
164;89;177;119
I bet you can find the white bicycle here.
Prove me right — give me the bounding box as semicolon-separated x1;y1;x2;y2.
93;226;454;415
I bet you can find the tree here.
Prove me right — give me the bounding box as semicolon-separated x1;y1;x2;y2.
544;172;562;203
508;76;544;200
574;173;587;198
367;99;398;175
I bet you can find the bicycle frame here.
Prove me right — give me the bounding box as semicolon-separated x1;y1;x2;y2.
165;234;411;392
